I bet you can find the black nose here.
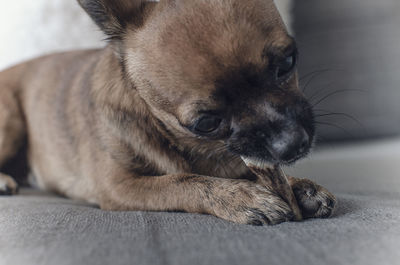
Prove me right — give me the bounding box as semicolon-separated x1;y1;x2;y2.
269;127;311;162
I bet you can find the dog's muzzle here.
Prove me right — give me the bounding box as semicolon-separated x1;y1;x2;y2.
227;104;314;165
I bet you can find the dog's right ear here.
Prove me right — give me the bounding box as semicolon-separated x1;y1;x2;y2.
78;0;154;40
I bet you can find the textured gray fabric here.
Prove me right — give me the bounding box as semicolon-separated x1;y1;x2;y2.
0;191;399;265
1;139;400;265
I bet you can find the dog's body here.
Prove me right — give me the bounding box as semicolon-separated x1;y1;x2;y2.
0;0;335;225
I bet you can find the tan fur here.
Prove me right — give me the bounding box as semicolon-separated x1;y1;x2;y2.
0;0;336;224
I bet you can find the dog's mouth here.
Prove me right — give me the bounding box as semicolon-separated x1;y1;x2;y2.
239;146;310;169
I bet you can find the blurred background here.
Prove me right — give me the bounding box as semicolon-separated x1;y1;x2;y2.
0;0;103;70
0;0;399;192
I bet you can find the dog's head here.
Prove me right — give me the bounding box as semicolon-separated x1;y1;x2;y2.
79;0;314;166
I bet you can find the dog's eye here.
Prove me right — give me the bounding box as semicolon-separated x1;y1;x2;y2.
194;116;222;134
275;52;297;79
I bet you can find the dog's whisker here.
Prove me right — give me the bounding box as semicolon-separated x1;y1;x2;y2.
307;84;335;102
314;121;355;138
299;69;344;83
311;89;366;108
315;112;364;129
301;69;334;93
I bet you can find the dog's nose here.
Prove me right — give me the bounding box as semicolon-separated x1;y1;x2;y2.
269;127;310;162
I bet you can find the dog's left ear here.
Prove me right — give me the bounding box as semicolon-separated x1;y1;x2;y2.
78;0;156;40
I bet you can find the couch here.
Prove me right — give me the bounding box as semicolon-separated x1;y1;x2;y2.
1;139;399;265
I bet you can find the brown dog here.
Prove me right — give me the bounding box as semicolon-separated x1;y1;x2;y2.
0;0;336;225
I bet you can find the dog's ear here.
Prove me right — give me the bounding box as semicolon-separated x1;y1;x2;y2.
78;0;155;40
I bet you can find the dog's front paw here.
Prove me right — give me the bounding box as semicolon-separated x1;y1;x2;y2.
291;178;336;219
211;180;294;225
0;173;18;196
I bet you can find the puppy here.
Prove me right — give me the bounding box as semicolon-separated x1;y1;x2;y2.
0;0;336;225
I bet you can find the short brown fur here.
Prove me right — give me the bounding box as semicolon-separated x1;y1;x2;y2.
0;0;335;224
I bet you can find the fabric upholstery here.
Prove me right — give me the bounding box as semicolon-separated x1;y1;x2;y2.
1;139;400;265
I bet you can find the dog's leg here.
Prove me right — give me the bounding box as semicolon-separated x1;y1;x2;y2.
0;85;25;195
287;176;336;219
98;173;294;225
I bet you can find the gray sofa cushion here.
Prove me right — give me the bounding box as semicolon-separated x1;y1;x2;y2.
1;192;399;265
1;140;400;265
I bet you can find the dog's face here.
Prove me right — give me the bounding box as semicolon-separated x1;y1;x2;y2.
80;0;314;165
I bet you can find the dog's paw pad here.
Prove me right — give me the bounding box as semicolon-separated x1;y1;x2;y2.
0;173;18;196
292;179;336;219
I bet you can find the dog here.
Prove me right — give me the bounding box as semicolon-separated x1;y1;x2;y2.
0;0;336;225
